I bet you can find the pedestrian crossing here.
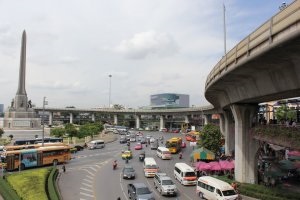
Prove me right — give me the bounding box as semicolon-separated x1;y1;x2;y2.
73;150;120;160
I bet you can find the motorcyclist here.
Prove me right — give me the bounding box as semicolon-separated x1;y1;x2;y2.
179;152;183;159
113;160;117;170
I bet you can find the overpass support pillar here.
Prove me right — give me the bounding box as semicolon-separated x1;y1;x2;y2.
203;114;211;125
184;115;190;123
91;113;95;122
49;112;53;126
114;115;118;125
219;111;235;155
230;104;259;184
135;115;141;129
160;115;165;130
69;113;73;124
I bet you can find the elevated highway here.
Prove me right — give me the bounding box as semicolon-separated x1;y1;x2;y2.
205;1;300;183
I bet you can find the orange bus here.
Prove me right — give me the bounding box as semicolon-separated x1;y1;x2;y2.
0;145;71;171
165;137;182;154
4;143;67;151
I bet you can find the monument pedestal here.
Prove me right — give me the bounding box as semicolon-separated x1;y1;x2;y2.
4;108;41;129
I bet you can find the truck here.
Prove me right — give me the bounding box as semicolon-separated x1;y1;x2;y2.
127;183;155;200
153;173;177;196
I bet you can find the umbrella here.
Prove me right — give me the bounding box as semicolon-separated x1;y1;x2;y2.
288;151;300;157
190;147;215;162
219;160;235;170
209;161;221;171
195;162;211;171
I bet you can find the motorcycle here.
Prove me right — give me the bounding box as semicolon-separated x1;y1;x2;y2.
113;161;117;170
139;151;145;162
179;152;183;159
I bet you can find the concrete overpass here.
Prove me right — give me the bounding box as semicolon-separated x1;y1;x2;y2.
205;1;300;183
34;105;216;130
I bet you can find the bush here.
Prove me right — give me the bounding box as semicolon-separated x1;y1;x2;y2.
47;167;60;200
0;177;21;200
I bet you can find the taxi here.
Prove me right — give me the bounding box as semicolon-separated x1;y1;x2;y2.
122;150;133;160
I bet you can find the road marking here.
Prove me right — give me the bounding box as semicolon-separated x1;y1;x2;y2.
82;182;93;188
80;187;93;192
86;175;93;179
119;172;129;200
80;192;94;198
82;169;95;176
83;178;93;183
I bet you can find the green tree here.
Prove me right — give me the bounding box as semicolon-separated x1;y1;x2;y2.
201;124;223;153
50;127;65;137
8;134;13;140
78;123;103;139
0;128;4;138
65;123;78;139
275;105;297;121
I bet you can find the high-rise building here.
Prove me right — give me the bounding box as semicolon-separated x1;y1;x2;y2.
150;93;189;109
0;104;4;114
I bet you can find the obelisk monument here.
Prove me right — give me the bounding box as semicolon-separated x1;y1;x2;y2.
3;30;41;134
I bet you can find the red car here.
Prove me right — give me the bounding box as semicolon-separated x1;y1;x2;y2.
134;143;143;150
181;141;186;148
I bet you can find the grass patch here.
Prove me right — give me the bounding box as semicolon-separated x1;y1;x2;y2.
0;177;21;200
7;168;51;200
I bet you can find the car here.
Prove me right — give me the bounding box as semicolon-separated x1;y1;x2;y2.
140;137;146;144
150;137;156;143
122;150;133;160
74;145;84;151
154;173;177;196
134;143;143;150
120;136;127;144
127;183;155;200
136;132;143;136
150;142;158;150
122;165;136;179
181;141;186;148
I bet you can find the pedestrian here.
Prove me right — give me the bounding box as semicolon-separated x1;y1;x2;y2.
62;163;66;173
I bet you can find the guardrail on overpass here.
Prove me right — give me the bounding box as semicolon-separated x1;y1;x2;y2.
205;0;300;89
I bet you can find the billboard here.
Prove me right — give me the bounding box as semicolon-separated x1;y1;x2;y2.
150;93;189;108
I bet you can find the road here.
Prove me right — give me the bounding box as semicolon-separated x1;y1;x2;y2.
58;131;199;200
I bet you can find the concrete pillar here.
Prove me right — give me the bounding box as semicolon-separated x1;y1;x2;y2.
91;113;95;122
203;115;209;125
160;115;165;130
49;112;53;126
184;115;190;123
220;111;235;155
114;114;118;125
135;115;141;129
230;104;259;183
70;113;73;124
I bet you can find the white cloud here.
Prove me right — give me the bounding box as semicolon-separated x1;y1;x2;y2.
115;31;178;59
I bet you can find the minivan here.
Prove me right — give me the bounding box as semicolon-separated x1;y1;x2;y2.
143;157;159;177
156;147;171;160
174;162;197;185
88;140;105;150
196;176;238;200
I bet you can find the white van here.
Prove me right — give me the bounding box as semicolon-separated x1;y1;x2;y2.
143;157;159;177
196;176;238;200
88;140;105;150
174;163;197;185
156;147;171;160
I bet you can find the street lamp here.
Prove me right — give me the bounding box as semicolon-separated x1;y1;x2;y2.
42;97;48;146
108;74;112;108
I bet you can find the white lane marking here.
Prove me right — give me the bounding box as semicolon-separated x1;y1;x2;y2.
81;166;97;172
80;192;94;198
80;198;87;200
119;171;129;200
145;176;160;198
83;179;93;183
86;175;93;179
80;187;94;192
82;182;93;188
82;169;95;176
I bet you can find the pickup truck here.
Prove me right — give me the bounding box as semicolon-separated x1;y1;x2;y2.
127;183;155;200
153;173;177;196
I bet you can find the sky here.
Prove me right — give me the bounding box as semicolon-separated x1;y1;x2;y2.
0;0;295;109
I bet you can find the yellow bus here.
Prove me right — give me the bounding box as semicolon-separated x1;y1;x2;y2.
0;145;71;171
4;143;67;151
166;137;182;154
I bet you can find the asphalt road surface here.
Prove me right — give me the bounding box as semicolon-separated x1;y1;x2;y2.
58;131;199;200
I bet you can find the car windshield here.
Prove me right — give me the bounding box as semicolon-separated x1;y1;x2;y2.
222;190;236;196
162;180;174;185
124;167;134;172
146;165;157;169
137;187;151;195
185;172;196;177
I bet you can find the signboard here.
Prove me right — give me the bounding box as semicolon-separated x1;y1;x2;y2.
13;121;30;127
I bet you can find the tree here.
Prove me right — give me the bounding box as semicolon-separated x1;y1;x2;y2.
275;105;297;122
0;128;4;138
200;124;223;154
65;123;78;139
8;134;13;141
51;128;65;138
113;104;124;110
78;123;103;139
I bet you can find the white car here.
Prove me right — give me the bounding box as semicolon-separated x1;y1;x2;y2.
150;137;156;143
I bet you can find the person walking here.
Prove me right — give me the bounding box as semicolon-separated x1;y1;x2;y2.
62;163;66;173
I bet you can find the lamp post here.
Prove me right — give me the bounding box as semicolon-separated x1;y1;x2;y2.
42;97;48;147
108;74;112;108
